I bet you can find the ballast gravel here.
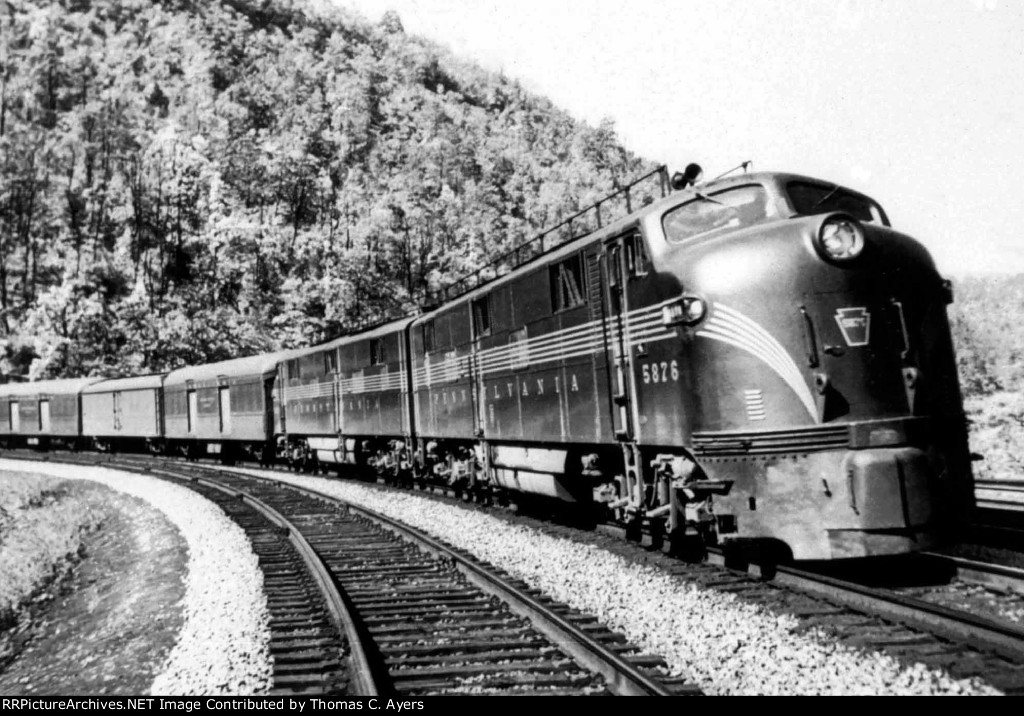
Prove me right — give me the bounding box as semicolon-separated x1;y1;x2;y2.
246;469;1000;696
0;459;272;696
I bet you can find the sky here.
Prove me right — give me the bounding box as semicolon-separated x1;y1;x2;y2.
328;0;1024;276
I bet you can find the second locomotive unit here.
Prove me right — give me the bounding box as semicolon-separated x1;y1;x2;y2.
0;166;973;561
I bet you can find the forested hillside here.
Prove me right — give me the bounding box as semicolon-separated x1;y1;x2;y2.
0;0;652;379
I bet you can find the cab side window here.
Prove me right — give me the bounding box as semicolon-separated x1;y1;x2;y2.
625;233;649;277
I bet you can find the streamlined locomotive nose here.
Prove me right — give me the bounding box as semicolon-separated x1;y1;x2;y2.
648;196;970;559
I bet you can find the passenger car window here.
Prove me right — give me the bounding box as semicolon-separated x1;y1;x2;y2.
662;185;770;244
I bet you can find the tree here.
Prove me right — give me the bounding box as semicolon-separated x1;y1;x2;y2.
0;0;653;378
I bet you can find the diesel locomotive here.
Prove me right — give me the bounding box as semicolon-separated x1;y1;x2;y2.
0;166;973;561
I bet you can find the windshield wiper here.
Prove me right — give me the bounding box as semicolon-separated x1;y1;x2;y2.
812;185;841;208
694;192;724;206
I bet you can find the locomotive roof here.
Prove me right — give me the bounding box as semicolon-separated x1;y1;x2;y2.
0;377;104;398
82;374;167;393
412;171;878;321
644;171;878;213
164;349;299;387
292;316;417;358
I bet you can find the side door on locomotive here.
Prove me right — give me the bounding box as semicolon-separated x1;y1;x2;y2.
599;230;645;443
596;225;706;541
596;229;656;518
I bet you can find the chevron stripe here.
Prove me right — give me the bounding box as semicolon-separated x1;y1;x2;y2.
696;303;818;422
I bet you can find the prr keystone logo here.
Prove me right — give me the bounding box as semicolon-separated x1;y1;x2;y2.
835;307;871;346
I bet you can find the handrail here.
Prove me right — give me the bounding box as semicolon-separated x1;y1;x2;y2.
419;165;670;306
314;165;671;344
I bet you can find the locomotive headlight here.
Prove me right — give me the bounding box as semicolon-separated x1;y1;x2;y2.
817;215;864;261
662;295;707;327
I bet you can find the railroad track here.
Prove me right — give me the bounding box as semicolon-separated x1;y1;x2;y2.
154;471;359;694
5;452;360;694
178;466;698;696
206;459;1024;693
674;547;1024;692
5;453;697;696
762;559;1024;664
924;553;1024;597
10;451;1024;692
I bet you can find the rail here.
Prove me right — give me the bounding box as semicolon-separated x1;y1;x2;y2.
923;552;1024;596
151;466;383;696
219;467;692;695
703;546;1024;663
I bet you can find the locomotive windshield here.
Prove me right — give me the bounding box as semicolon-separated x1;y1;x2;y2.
662;185;771;244
787;181;886;224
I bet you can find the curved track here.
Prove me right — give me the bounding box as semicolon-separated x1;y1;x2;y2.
4;453;698;696
156;468;378;695
179;466;697;696
11;450;1024;692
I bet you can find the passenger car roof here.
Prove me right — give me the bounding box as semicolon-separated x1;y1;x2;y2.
0;377;104;398
82;374;167;393
288;316;416;358
164;350;298;387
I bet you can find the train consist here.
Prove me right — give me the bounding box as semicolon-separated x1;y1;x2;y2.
0;168;973;561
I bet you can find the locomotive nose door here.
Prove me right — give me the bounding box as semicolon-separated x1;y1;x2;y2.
600;234;637;441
